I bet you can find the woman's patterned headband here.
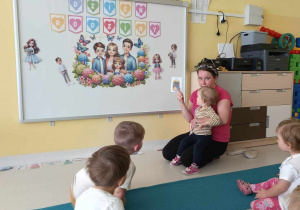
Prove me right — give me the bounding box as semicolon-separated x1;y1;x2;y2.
195;59;219;76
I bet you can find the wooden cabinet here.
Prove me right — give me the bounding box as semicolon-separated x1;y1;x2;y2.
230;107;267;142
191;71;293;140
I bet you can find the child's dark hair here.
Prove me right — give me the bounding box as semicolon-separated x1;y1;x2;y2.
171;44;177;50
93;42;105;52
123;38;133;49
55;57;61;62
114;121;145;153
195;58;218;77
199;87;218;106
86;145;130;187
277;118;300;151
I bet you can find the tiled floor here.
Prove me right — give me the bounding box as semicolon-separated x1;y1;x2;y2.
0;143;289;210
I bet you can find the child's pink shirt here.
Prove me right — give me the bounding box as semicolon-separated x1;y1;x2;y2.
189;85;233;143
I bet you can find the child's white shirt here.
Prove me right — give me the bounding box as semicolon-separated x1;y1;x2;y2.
278;153;300;210
72;160;136;199
75;187;124;210
57;64;66;72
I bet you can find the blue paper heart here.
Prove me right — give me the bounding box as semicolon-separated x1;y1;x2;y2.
104;2;115;14
87;20;99;31
70;0;82;10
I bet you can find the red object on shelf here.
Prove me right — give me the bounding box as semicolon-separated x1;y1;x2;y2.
289;50;300;54
260;26;282;39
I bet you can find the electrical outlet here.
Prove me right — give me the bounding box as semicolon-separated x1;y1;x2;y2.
219;15;226;23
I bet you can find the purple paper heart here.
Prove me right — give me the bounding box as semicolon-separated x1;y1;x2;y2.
70;0;82;10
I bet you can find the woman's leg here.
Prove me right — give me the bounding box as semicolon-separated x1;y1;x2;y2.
197;140;228;168
162;132;189;161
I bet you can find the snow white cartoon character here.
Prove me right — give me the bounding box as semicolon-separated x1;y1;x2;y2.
112;57;127;75
168;44;177;68
24;38;42;70
153;54;162;80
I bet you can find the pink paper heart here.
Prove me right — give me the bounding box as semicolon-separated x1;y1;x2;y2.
70;19;81;30
104;21;115;32
136;5;146;16
150;24;160;35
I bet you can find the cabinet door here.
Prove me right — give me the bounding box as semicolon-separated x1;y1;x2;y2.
217;73;242;107
230;122;266;142
242;73;293;90
242;89;292;107
231;106;266;125
266;105;292;137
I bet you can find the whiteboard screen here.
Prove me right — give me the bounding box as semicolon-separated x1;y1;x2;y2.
13;0;188;122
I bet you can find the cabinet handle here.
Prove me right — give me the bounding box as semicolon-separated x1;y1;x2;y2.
249;123;260;127
251;73;261;76
276;89;286;92
277;73;287;76
250;90;260;93
250;106;261;110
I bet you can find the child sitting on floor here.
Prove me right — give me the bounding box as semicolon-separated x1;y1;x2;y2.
75;145;130;210
71;121;145;205
170;87;220;175
237;118;300;210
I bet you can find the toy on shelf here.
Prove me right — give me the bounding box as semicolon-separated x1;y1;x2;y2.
260;26;295;50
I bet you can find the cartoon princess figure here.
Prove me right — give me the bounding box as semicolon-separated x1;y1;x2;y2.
112;57;127;75
105;42;120;75
23;38;42;70
152;54;162;80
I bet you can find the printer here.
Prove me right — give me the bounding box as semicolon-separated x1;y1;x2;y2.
241;44;289;71
213;58;263;71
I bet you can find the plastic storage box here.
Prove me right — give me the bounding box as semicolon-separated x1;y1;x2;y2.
241;31;267;46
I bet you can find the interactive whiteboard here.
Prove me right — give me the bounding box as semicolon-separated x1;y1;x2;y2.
13;0;188;122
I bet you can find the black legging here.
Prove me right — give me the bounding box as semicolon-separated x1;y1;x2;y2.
162;132;228;167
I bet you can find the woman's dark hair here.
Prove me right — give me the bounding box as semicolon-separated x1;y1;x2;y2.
195;58;218;78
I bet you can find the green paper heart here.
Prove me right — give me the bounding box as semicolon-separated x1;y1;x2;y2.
87;0;99;12
120;23;131;34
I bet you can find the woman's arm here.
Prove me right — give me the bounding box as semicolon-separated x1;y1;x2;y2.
254;179;290;199
216;99;231;125
177;91;193;123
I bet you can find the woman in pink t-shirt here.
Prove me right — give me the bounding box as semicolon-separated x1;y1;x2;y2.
163;59;233;168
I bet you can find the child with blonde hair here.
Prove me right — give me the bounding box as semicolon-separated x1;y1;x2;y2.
237;118;300;210
75;145;130;210
71;121;145;205
170;87;220;175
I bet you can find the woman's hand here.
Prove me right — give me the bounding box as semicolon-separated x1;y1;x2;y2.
197;121;210;129
190;119;196;130
176;90;184;104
